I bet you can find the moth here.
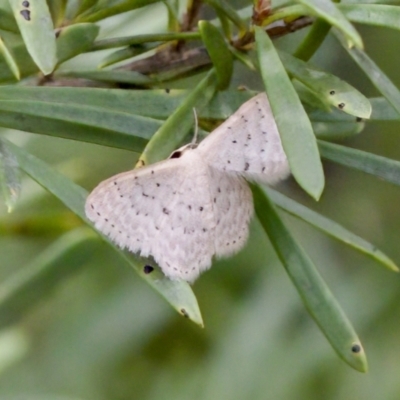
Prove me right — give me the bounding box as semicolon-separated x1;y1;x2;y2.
85;93;290;282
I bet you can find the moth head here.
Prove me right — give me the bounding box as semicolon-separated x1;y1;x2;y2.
169;143;198;159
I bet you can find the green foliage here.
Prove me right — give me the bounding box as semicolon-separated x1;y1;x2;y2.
0;0;399;398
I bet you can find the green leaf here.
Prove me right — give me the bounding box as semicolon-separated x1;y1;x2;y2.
55;69;153;85
8;0;57;74
75;0;161;23
267;188;398;272
255;27;325;200
339;4;400;31
205;0;247;34
0;35;20;80
297;0;363;49
279;51;372;118
139;70;218;165
91;32;200;52
319;140;400;187
56;23;100;64
335;32;400;116
308;97;400;122
0;97;160;151
98;44;153;69
74;0;99;18
312;120;365;140
4;139;204;327
0;8;19;32
47;0;66;26
252;184;368;373
293;79;332;112
199;21;233;90
0;138;20;213
0;228;99;328
370;97;400;121
294;18;333;62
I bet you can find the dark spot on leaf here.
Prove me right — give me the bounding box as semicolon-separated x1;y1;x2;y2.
351;344;362;353
247;134;251;140
329;90;335;95
227;160;231;164
156;183;160;187
22;1;30;6
111;224;115;228
165;88;170;93
356;117;363;122
163;207;169;215
114;181;117;185
262;167;266;172
338;103;345;109
142;192;149;197
90;204;94;209
199;207;204;211
20;9;30;20
96;212;100;216
244;162;249;171
180;308;189;318
188;205;192;210
151;170;154;174
105;218;108;222
232;140;237;144
143;265;154;274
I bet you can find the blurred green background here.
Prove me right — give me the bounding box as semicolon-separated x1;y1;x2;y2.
1;2;400;400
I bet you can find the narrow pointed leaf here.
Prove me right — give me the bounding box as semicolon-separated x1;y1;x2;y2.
255;27;325;200
335;32;400;116
279;51;371;118
199;21;233;90
8;0;57;74
339;4;400;31
252;184;368;372
4;139;203;327
56;69;153;85
297;0;363;49
0;97;161;151
319;140;400;187
0;138;20;212
312;120;365;140
0;36;20;80
76;0;161;23
267;188;398;272
99;45;152;69
0;8;19;32
139;70;218;165
293;79;332;112
90;32;200;52
56;23;100;64
205;0;247;33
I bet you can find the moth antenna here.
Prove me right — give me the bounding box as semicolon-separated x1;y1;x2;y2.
192;108;199;144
